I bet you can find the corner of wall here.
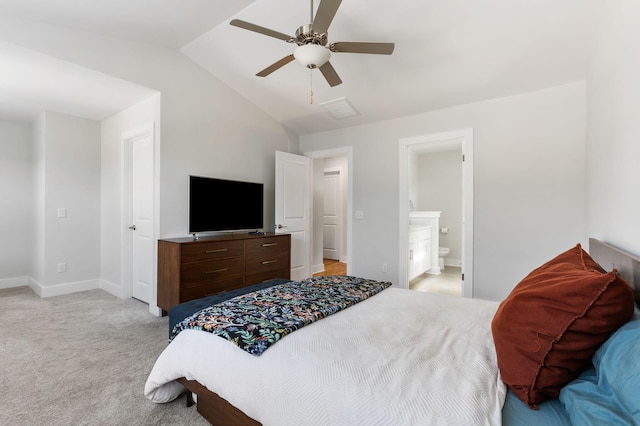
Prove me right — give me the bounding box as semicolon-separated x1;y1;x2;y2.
99;279;126;299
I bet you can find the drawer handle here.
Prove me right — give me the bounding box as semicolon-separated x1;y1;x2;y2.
261;259;278;265
205;268;228;274
261;243;278;247
205;248;228;254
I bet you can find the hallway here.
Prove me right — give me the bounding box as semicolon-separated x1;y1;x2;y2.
313;259;347;277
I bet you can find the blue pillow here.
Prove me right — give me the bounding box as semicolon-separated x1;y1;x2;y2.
560;310;640;425
502;389;571;426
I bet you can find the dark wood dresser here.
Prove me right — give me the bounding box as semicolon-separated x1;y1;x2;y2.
157;233;290;313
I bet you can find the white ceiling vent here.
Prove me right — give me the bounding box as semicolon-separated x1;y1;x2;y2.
319;97;359;119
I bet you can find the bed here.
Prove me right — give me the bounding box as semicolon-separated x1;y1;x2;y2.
145;238;640;425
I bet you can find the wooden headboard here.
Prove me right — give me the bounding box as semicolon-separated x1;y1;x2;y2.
589;238;640;307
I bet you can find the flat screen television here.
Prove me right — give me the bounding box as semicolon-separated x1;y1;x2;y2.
189;175;264;233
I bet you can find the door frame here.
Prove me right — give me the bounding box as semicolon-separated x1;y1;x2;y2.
304;147;353;275
121;122;160;314
398;129;474;297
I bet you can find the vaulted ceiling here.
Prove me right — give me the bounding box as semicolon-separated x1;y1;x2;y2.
0;0;603;134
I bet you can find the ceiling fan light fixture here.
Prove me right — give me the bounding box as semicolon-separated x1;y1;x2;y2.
294;44;331;69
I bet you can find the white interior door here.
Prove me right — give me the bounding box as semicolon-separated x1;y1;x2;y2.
323;169;342;260
275;151;311;280
130;131;154;303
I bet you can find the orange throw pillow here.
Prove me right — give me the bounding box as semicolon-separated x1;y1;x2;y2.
491;244;635;408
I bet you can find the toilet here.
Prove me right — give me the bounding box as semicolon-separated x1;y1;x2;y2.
438;247;450;270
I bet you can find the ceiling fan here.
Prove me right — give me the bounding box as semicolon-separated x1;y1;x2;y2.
230;0;395;87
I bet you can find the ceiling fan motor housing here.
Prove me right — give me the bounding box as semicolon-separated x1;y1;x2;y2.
295;24;328;46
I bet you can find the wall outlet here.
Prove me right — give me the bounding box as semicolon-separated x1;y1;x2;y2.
382;263;388;273
57;262;66;273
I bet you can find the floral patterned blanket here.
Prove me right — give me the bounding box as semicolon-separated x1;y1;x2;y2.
170;276;391;356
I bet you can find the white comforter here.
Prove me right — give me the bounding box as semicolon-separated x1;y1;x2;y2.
145;288;506;425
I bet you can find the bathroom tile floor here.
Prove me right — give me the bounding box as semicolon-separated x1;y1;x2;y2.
410;266;462;297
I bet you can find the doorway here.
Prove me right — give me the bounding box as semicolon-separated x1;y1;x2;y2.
398;129;474;297
305;147;353;277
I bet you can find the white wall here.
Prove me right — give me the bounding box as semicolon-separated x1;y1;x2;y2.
0;120;32;287
587;0;640;256
31;114;45;286
300;82;587;301
416;150;463;265
37;111;101;295
408;149;419;211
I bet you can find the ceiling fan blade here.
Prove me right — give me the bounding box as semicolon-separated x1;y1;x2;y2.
318;61;343;87
256;54;295;77
313;0;342;33
230;19;292;42
330;42;395;55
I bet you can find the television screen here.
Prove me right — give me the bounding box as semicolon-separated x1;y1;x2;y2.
189;176;264;233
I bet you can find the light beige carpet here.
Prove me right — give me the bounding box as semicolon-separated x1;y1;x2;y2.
0;287;210;425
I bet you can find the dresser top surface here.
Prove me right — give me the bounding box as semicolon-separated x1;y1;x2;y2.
159;232;288;245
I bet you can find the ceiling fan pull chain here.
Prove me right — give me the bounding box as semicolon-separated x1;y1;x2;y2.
310;69;314;104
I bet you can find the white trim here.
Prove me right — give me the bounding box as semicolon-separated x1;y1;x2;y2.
303;147;353;276
312;262;326;275
121;122;160;314
399;129;474;298
444;259;462;268
29;278;101;298
99;279;125;299
0;276;28;289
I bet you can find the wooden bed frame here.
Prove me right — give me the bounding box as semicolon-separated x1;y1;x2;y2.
174;238;640;425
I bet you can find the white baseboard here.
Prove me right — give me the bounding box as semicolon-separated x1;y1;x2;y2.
99;279;126;299
29;278;101;298
312;263;325;275
0;276;29;290
444;258;462;268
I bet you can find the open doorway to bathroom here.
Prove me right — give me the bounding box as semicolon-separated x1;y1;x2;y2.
398;129;474;297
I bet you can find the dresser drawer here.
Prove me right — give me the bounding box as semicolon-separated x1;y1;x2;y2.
180;276;245;301
245;269;290;287
181;240;244;263
245;251;290;275
180;257;244;285
245;236;289;255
